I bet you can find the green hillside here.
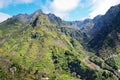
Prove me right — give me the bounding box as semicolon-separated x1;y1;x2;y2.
0;11;116;80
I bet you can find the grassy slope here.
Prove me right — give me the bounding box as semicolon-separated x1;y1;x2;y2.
0;14;115;80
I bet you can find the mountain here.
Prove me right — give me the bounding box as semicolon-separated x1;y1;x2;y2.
88;4;120;55
66;4;120;79
88;4;120;73
66;19;94;34
0;5;120;80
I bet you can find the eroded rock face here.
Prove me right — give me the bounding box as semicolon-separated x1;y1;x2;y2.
118;70;120;73
9;67;17;74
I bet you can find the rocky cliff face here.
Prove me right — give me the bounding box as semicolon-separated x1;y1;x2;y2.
88;4;120;54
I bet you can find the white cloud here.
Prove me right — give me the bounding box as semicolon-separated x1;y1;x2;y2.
43;0;81;20
0;0;33;8
0;12;11;22
89;0;120;18
51;0;80;12
0;0;12;8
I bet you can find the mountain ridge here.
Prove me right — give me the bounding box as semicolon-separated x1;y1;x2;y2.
0;4;120;80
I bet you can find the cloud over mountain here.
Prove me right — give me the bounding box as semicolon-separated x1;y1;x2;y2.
89;0;120;18
43;0;81;20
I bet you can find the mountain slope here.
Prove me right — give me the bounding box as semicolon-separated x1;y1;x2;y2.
88;4;120;56
0;10;115;80
88;4;120;73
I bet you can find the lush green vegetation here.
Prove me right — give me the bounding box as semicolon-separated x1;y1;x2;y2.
0;11;118;80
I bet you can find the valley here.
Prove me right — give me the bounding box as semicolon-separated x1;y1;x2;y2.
0;3;120;80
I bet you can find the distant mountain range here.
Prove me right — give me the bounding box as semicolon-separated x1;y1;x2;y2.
0;3;120;80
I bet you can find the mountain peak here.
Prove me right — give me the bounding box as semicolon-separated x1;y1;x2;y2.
31;9;44;18
47;13;62;25
34;9;43;14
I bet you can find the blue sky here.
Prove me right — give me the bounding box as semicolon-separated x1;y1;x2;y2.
0;0;120;22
